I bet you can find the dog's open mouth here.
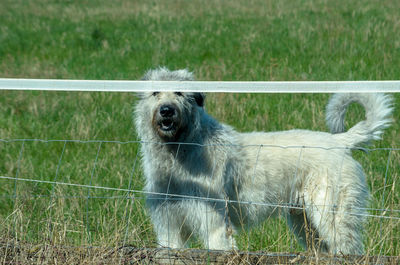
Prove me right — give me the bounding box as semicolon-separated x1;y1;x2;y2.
159;119;175;131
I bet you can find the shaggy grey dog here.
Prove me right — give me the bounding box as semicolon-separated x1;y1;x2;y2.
134;67;393;254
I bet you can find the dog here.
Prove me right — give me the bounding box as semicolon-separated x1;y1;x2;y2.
134;67;393;254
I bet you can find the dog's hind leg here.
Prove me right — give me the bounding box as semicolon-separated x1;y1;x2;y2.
302;178;366;254
287;210;329;252
304;201;365;254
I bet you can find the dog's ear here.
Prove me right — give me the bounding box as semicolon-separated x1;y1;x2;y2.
192;92;205;107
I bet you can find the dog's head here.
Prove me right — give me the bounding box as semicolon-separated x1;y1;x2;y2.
135;67;205;142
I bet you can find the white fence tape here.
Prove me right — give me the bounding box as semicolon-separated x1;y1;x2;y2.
1;78;400;93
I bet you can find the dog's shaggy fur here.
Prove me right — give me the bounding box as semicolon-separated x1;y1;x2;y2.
134;67;393;254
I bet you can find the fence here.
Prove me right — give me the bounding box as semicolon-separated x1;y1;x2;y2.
1;78;400;93
0;79;399;264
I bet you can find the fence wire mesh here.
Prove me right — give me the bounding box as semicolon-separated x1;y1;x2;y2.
0;138;399;263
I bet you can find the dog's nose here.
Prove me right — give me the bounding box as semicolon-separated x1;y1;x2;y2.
159;105;175;118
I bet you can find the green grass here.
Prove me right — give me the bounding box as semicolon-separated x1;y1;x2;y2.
0;0;399;258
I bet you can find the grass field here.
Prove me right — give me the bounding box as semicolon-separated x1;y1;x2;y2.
0;0;399;261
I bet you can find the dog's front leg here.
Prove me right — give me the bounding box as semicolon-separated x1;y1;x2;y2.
187;201;237;251
149;203;188;249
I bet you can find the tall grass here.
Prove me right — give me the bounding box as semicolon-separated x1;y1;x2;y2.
0;0;399;257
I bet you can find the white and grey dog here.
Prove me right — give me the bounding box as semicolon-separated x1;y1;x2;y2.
134;67;393;254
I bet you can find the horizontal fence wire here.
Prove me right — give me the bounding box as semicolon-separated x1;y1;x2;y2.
1;138;399;221
1;138;399;151
1;79;400;93
0;176;399;221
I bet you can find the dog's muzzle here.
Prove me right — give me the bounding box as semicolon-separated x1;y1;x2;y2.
159;105;176;131
154;104;181;140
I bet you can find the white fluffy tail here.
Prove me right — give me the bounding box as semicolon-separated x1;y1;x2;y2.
326;93;393;146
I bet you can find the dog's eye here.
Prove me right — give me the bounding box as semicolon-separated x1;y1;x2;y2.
174;92;183;96
152;92;159;96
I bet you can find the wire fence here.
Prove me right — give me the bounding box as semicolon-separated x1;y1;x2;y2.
1;138;399;215
1;80;399;263
0;138;399;263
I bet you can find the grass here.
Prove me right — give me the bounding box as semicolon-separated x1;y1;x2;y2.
0;0;399;261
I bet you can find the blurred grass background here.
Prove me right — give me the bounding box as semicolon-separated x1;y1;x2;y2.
0;0;399;256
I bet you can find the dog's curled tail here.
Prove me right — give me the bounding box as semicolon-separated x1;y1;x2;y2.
326;93;393;146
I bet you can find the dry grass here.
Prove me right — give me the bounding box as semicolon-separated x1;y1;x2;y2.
2;241;400;265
